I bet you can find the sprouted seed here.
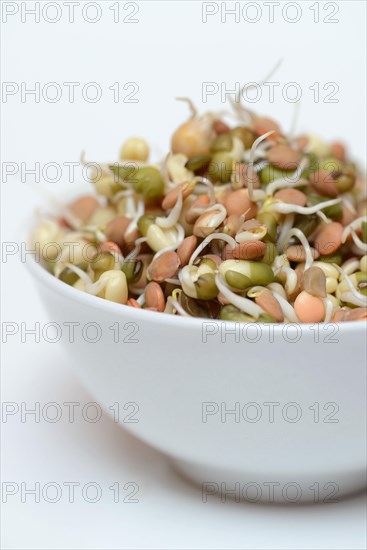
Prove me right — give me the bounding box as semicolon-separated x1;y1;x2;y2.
32;97;367;323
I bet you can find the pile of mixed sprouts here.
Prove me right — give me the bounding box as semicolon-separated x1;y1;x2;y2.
32;96;367;323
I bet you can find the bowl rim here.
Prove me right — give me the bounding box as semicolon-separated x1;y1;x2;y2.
25;253;367;334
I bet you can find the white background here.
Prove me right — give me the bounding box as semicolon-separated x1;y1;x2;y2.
1;1;367;548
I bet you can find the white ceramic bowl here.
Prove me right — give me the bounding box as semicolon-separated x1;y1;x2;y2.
27;255;367;503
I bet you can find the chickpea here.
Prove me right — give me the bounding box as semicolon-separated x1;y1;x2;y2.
120;137;149;162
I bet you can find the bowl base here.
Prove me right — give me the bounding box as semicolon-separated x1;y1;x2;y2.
171;457;367;504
